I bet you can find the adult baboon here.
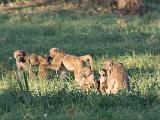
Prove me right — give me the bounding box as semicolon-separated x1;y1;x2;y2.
14;50;33;79
14;50;50;79
48;48;94;82
102;60;130;94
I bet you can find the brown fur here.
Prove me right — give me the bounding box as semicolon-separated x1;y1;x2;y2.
99;69;108;93
102;60;130;94
14;50;50;79
14;50;33;78
48;48;94;82
29;54;50;79
79;67;96;89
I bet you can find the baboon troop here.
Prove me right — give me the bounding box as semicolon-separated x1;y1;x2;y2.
14;48;130;94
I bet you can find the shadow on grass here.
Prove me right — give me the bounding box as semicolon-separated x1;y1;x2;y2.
0;84;158;117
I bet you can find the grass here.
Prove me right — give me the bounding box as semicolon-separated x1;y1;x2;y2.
0;3;160;120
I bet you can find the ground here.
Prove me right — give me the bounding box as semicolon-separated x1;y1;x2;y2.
0;2;160;120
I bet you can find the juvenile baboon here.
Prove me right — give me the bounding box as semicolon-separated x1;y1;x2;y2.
14;50;50;79
102;60;130;94
79;67;96;89
30;54;50;79
99;69;108;93
48;48;94;82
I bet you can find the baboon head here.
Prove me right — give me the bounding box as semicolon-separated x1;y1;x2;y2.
14;50;29;63
103;60;114;71
49;48;59;57
103;60;124;71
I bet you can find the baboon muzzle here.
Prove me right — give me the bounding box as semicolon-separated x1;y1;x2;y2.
17;56;26;63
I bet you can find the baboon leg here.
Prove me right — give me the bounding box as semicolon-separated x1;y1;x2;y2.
74;69;81;82
111;81;119;94
106;79;115;94
17;70;24;81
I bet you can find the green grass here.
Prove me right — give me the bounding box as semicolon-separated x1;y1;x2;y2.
0;3;160;120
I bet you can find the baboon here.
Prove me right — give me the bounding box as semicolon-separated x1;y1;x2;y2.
102;60;130;94
48;48;94;82
30;54;50;79
14;50;50;79
99;69;108;93
79;67;96;89
14;50;33;78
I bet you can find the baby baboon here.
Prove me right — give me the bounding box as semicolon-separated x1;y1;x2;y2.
29;54;50;79
102;60;130;94
99;69;108;93
36;55;50;79
48;48;94;82
79;67;96;89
